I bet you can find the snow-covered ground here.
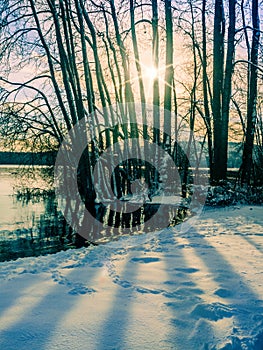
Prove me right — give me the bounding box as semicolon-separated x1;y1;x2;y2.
0;205;263;350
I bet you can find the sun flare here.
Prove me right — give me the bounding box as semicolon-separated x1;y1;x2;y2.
145;66;158;80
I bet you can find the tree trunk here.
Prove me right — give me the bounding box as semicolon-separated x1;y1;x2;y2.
152;0;160;145
221;0;236;178
212;0;225;182
202;0;213;179
163;0;173;153
241;0;260;184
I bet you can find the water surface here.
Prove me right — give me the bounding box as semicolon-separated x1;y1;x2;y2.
0;166;185;262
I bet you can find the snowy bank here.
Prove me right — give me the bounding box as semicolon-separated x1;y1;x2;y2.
0;205;263;349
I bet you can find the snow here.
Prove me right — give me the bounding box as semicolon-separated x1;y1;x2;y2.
0;205;263;349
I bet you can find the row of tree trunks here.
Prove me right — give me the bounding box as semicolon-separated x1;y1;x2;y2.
0;0;261;199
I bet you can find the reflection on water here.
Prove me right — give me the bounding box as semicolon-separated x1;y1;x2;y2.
81;201;185;244
0;166;187;262
0;166;73;262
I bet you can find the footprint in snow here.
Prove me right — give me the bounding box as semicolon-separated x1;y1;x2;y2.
68;286;96;295
175;267;199;274
181;281;196;287
176;287;204;296
191;302;234;321
130;257;160;264
214;288;234;298
112;278;132;288
136;287;162;295
51;271;96;296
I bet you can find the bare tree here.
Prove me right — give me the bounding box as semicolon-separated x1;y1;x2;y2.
163;0;173;152
221;0;236;179
241;0;261;184
212;0;225;182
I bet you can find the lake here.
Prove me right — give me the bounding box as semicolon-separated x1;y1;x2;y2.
0;166;187;262
0;166;75;262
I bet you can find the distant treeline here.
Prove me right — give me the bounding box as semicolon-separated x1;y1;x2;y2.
0;143;245;168
0;152;56;165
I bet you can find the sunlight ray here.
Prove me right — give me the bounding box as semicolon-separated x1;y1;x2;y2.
173;233;263;346
123;253;173;349
207;234;263;299
43;254;128;350
0;276;53;331
177;236;220;303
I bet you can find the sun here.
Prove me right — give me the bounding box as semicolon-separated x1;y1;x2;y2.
145;66;158;80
